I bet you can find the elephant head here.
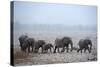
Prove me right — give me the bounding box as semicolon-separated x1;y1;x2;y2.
18;35;28;51
62;37;73;52
77;39;92;53
84;39;92;52
19;37;35;52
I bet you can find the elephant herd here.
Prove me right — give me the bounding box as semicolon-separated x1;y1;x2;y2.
18;35;92;54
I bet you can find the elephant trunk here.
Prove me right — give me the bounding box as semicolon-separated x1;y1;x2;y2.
52;46;55;51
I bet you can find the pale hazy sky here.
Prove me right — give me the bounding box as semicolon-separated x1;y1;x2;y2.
13;1;97;26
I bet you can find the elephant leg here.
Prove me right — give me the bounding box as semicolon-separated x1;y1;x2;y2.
31;47;33;52
66;45;69;53
61;46;65;52
28;47;30;53
22;49;26;53
85;46;91;53
87;48;91;53
34;48;38;53
32;47;34;52
41;47;43;53
44;49;48;53
30;46;33;52
70;45;73;52
45;50;46;53
58;48;60;53
24;50;26;52
44;49;47;53
50;48;52;52
43;48;46;53
89;48;92;53
77;49;80;53
89;46;92;52
42;49;44;53
31;45;34;52
77;48;83;53
53;46;57;53
81;49;82;53
84;48;86;53
20;42;23;47
70;47;73;52
47;49;48;53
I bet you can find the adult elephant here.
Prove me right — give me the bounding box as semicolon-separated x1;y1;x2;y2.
34;40;46;53
21;38;35;52
53;37;73;53
18;35;28;51
77;39;92;53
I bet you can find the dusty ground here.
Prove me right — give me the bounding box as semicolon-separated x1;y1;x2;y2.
13;32;97;66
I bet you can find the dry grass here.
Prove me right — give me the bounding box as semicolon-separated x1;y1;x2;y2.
14;50;29;59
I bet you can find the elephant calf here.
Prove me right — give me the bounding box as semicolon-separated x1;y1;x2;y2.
43;43;54;53
77;39;92;53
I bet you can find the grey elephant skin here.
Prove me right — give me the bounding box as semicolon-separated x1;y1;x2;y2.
42;43;54;53
22;38;35;52
18;35;28;51
34;40;46;53
53;37;73;53
19;35;35;52
77;39;92;53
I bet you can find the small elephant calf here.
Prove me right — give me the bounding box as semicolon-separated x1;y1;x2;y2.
43;43;53;53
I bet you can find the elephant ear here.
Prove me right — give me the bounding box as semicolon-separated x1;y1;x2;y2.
84;39;91;45
62;37;71;44
84;39;88;45
19;35;28;43
87;39;92;45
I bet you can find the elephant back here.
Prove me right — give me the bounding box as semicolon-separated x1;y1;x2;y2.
84;38;92;45
26;38;35;45
38;40;45;46
55;38;63;47
19;35;28;42
23;38;35;47
78;39;87;48
43;43;53;49
62;37;72;44
34;40;46;49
